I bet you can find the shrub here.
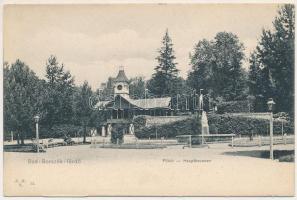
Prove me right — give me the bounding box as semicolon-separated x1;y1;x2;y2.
110;124;124;144
133;115;147;131
207;113;294;136
110;130;124;144
209;124;218;134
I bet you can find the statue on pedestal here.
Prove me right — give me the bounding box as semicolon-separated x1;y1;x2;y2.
201;111;209;135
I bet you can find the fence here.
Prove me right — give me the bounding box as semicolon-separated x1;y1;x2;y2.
176;134;236;148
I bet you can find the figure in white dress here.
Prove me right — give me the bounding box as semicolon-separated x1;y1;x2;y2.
129;124;134;135
101;126;106;137
107;124;112;136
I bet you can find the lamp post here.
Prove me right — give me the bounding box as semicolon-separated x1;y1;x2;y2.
145;88;148;112
34;115;40;153
192;89;196;112
267;98;275;160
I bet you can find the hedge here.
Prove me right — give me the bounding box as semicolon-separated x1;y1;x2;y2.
134;113;294;139
217;100;254;114
134;116;201;139
207;114;294;136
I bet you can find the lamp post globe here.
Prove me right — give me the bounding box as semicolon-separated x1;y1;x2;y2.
34;115;40;123
267;98;275;112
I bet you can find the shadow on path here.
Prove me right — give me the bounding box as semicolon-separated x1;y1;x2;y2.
4;144;36;153
223;149;294;162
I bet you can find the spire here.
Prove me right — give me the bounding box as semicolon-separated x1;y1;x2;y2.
114;67;129;82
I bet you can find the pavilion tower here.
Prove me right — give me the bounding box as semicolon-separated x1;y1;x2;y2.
113;67;129;99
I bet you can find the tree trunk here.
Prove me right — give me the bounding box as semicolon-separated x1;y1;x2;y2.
17;133;20;145
20;133;25;145
83;125;87;143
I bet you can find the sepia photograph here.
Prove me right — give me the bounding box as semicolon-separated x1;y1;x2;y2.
2;2;295;196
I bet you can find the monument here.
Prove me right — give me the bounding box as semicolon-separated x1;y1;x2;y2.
201;111;209;135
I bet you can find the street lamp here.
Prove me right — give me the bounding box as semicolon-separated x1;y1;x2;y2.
192;89;196;111
267;98;275;160
34;115;40;153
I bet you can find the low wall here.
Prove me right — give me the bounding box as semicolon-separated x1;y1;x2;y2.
144;116;191;127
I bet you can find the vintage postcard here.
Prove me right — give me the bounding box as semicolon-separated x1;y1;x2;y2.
2;2;295;196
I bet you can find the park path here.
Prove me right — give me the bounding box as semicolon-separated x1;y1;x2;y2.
3;143;294;196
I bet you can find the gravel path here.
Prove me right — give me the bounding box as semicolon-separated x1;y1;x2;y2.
3;143;294;196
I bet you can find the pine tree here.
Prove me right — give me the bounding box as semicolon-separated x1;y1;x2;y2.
148;29;179;96
43;55;75;129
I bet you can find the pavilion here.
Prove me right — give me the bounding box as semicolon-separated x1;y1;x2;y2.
96;69;173;134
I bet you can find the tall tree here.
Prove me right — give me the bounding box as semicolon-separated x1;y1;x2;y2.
248;52;268;111
148;29;179;96
213;32;246;101
4;60;40;144
188;32;247;102
188;39;214;94
251;5;295;113
43;55;75;129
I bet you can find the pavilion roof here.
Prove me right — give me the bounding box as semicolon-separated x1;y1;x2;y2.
130;97;171;109
100;95;171;109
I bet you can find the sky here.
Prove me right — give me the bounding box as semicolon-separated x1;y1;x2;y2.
4;4;281;89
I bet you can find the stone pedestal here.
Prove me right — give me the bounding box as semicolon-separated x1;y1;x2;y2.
201;111;209;135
